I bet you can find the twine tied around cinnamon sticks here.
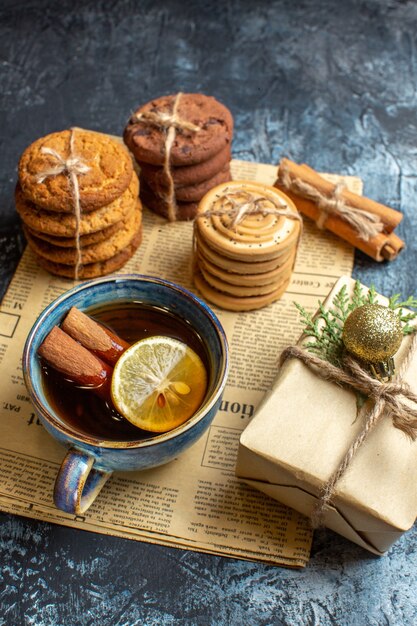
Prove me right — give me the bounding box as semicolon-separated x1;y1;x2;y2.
275;158;405;262
197;189;303;231
35;128;90;280
133;92;200;222
278;161;384;241
279;330;417;529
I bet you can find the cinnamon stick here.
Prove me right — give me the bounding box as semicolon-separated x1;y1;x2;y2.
275;158;405;262
38;326;112;399
61;306;129;366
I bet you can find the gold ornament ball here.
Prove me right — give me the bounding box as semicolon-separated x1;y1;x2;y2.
342;303;403;364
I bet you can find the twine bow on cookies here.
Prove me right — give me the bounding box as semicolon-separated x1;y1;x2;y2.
132;92;200;222
278;162;384;241
35;129;90;280
133;103;201;134
35;148;91;184
279;330;417;528
197;190;303;230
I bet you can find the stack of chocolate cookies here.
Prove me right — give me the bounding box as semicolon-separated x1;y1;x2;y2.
16;129;142;279
193;181;301;311
123;93;233;220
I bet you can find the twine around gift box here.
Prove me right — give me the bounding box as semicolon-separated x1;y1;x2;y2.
279;331;417;528
35;128;91;280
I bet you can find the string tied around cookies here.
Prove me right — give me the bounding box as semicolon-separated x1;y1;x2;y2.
279;330;417;529
35;148;91;184
197;189;303;230
278;161;384;241
133;99;201;134
133;92;200;222
35;129;90;280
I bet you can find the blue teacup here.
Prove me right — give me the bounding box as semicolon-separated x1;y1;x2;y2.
23;274;229;514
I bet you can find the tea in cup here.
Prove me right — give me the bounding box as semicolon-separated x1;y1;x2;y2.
23;274;229;514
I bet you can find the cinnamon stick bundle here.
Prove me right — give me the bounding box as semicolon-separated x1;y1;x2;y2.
38;307;129;400
61;306;129;366
275;158;405;262
38;326;113;399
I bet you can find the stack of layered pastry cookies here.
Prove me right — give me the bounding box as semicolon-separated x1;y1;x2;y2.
16;129;142;279
193;181;301;311
123;93;233;221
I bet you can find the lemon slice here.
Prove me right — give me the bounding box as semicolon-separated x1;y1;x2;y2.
111;336;208;433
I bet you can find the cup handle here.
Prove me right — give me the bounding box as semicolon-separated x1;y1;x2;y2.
53;448;112;515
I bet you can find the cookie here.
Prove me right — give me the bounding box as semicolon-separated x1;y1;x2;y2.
198;253;294;296
193;270;292;312
138;144;231;188
19;129;134;212
34;226;143;279
145;164;231;203
26;219;125;248
196;248;296;287
192;180;301;311
194;230;293;274
140;184;199;221
195;180;301;261
24;202;142;265
124;93;233;167
15;173;139;237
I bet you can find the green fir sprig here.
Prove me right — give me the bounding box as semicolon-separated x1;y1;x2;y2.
295;281;417;368
387;294;417;335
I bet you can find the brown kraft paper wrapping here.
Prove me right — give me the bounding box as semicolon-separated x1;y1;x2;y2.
236;276;417;554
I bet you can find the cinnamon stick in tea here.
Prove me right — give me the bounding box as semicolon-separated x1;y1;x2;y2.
38;326;113;399
61;306;129;366
275;158;405;262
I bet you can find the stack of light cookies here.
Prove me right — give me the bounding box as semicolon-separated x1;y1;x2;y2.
16;129;142;279
123;93;233;220
193;181;301;311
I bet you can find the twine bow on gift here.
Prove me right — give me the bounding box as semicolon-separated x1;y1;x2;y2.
132;92;200;222
197;189;303;230
35;128;91;280
279;331;417;528
277;162;384;241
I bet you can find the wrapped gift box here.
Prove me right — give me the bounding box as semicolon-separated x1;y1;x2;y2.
236;276;417;554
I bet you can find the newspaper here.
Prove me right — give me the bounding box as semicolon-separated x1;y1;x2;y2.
0;159;361;568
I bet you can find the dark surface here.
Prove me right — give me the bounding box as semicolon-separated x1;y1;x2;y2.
1;1;417;624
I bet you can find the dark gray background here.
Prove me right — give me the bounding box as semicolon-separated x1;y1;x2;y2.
1;1;417;624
